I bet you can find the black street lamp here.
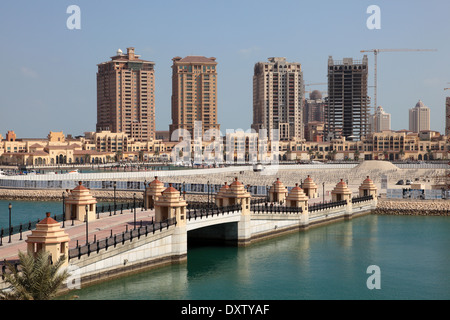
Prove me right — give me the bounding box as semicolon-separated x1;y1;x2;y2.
207;181;210;208
113;181;117;215
143;180;147;210
85;205;89;245
8;203;12;243
62;191;66;228
133;193;137;230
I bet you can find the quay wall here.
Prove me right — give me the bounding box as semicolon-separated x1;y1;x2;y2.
374;198;449;216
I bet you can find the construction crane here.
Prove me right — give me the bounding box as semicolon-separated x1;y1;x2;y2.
360;48;437;114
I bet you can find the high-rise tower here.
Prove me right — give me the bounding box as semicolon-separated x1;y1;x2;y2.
325;56;370;141
251;57;305;141
96;47;155;141
169;56;219;140
409;100;430;133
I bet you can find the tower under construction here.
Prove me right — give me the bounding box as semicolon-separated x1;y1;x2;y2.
325;56;370;141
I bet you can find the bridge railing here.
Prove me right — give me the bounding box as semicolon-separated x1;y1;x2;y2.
351;194;373;203
68;217;177;260
308;200;347;212
187;204;242;221
250;204;303;214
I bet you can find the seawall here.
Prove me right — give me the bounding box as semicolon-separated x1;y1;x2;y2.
374;198;449;216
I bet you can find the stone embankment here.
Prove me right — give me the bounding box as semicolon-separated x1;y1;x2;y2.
374;198;450;216
0;188;142;202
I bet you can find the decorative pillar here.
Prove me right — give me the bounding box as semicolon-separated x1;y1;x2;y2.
215;182;230;207
154;184;187;226
226;177;252;245
268;178;288;203
359;176;378;206
301;175;319;199
359;176;378;198
64;181;97;222
331;179;353;217
145;176;165;209
331;179;352;203
26;212;70;267
286;183;309;225
154;184;187;260
227;177;251;215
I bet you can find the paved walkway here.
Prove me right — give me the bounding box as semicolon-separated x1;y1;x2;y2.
0;207;156;263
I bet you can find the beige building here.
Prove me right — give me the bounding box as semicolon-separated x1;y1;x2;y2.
409;100;430;133
252;57;305;141
372;106;391;133
96;47;155;141
169;56;220;140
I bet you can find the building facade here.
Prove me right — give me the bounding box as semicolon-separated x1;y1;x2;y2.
169;56;219;140
251;57;305;141
409;100;430;133
325;56;370;141
96;47;156;141
372;106;391;132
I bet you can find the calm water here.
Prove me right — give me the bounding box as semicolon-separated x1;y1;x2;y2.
57;214;450;300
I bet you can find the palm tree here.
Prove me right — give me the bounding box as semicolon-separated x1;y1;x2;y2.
0;251;69;300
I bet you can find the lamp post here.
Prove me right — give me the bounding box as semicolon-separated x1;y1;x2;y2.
85;205;89;245
143;179;147;210
8;203;12;243
62;191;66;228
322;182;325;204
133;193;136;230
113;181;117;215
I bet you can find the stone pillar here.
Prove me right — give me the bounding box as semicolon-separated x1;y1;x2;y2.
65;181;97;222
26;212;70;267
220;177;252;245
331;179;353;217
286;183;309;225
154;184;188;259
269;178;288;203
145;176;165;209
301;175;318;199
359;176;378;197
215;182;230;207
359;176;378;206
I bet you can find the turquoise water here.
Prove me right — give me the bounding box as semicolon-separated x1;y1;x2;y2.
59;214;450;300
0;200;63;229
0;200;114;231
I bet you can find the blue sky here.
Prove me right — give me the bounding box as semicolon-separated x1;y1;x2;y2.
0;0;449;138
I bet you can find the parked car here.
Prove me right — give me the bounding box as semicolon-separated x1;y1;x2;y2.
396;180;404;185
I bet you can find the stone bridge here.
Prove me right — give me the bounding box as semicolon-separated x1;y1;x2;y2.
0;175;378;291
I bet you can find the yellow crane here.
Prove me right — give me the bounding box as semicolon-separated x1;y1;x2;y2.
360;48;437;114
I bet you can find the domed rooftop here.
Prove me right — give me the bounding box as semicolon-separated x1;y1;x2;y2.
415;100;426;108
309;90;322;100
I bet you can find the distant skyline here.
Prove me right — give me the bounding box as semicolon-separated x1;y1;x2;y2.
1;0;449;138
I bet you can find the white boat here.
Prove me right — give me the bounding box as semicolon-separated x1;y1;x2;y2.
68;169;79;174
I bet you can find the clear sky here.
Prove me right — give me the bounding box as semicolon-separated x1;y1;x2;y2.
0;0;449;138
